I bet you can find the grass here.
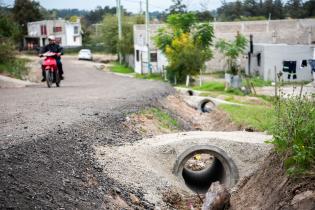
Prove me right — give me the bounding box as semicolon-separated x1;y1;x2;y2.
135;73;164;81
193;81;225;91
0;58;29;80
244;76;272;87
219;104;275;132
110;62;134;74
141;107;179;130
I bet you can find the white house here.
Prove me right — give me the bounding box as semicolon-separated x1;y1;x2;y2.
246;43;315;82
24;19;82;50
133;24;167;74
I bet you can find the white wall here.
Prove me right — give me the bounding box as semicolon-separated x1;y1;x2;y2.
65;23;82;47
248;44;313;81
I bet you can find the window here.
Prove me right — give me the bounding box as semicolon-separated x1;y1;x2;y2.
74;26;79;34
257;53;261;67
73;36;77;42
55;37;62;45
301;60;307;68
136;50;140;62
40;25;47;35
53;26;62;33
150;53;157;62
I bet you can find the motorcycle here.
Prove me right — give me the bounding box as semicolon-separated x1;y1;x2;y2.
40;52;61;88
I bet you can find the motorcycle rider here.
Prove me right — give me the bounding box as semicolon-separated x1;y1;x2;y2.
40;35;64;81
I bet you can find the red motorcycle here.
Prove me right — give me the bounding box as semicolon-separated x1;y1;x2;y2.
41;52;61;88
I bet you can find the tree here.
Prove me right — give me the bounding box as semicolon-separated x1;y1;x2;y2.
217;0;243;21
196;11;214;22
285;0;305;18
273;0;285;19
167;0;187;14
243;0;259;17
12;0;43;34
303;0;315;17
0;14;21;62
101;15;144;62
215;33;248;75
155;13;214;83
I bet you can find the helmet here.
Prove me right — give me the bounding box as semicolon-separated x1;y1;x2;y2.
48;35;56;41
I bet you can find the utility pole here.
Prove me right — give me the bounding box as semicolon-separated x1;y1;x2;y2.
145;0;151;74
117;0;123;64
139;0;143;15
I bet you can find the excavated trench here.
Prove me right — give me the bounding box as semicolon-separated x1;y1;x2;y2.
173;145;239;193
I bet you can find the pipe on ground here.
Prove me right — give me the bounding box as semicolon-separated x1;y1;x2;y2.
173;145;239;194
198;99;216;113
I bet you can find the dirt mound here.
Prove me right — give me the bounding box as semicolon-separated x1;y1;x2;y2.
162;95;240;131
230;152;315;210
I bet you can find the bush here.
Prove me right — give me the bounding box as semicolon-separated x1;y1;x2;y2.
269;92;315;176
0;58;29;79
0;38;16;63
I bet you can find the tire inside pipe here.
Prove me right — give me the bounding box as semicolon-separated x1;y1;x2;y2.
173;145;239;194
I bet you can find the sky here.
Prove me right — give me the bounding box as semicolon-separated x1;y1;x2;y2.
1;0;227;13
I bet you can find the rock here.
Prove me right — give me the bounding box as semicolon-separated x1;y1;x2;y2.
202;182;230;210
162;189;182;205
291;190;315;210
129;193;141;205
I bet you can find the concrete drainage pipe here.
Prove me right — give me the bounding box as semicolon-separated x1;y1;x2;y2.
173;145;239;194
187;90;194;96
198;99;216;113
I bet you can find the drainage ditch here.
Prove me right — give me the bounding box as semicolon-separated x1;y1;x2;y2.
173;145;239;194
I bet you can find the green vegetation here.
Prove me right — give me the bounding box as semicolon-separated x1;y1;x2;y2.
135;73;163;81
215;33;248;75
219;104;275;132
269;94;315;176
193;81;225;92
155;13;214;83
0;58;29;79
141;108;179;130
110;62;133;74
100;14;144;63
0;13;29;79
244;76;272;87
191;81;245;96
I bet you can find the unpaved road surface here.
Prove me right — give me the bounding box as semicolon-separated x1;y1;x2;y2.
0;57;172;209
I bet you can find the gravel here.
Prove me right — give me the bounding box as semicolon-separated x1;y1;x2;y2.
94;131;273;208
0;57;173;209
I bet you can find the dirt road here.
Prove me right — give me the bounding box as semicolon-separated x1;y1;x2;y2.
0;57;172;209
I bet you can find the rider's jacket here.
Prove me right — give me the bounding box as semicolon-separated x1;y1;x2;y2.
41;44;64;58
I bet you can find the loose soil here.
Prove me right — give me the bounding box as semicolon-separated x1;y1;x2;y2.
230;152;315;210
161;95;241;132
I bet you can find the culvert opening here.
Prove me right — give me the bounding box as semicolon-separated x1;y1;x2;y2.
173;145;239;194
198;99;216;113
187;90;194;96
